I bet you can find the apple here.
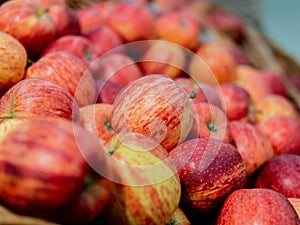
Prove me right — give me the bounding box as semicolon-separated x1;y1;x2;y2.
90;52;143;88
41;35;98;66
48;3;81;37
167;207;191;225
217;188;300;225
256;116;300;155
0;117;112;224
0;0;57;60
169;138;246;212
255;154;300;198
111;74;194;151
0;31;27;91
263;71;288;97
218;82;255;122
254;94;299;122
0;118;27;143
84;26;123;57
288;198;300;217
139;40;186;79
155;11;200;50
79;103;115;147
107;2;156;42
101;132;181;225
95;79;122;104
90;1;116;19
33;0;66;8
234;65;273;104
152;0;186;13
25;51;97;107
0;78;80;123
229;121;274;178
189;42;237;85
192;102;233;144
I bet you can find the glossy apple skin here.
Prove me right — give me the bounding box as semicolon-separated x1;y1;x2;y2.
169;138;246;212
263;71;288;97
217;188;300;225
0;118;112;224
111;74;194;151
102;133;181;225
0;118;27;143
255;154;300;198
25;51;96;107
256;116;300;155
229;121;274;177
79;103;115;147
0;78;80;123
167;207;191;225
0;0;57;60
95;79;122;104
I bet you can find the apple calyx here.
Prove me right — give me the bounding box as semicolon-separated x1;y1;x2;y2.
33;7;49;19
105;120;113;131
207;122;218;132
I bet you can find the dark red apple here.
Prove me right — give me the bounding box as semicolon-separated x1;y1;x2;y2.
95;79;122;104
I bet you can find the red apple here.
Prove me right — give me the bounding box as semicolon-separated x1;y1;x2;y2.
79;103;115;147
0;117;112;224
0;0;57;60
167;207;191;225
255;154;300;198
155;11;200;50
107;2;156;42
263;71;288;97
189;42;237;85
25;51;96;107
0;118;27;143
153;0;186;13
41;35;98;65
217;188;300;225
90;53;143;88
111;74;194;151
169;138;246;212
218;83;255;122
48;3;80;37
140;41;186;79
91;1;116;19
0;78;80;123
95;79;122;104
101;133;181;225
0;31;27;91
256;116;300;156
229;121;274;178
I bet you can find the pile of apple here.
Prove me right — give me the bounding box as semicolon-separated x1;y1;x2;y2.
0;0;300;224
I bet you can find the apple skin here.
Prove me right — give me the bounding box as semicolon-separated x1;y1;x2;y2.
169;138;246;212
0;31;27;91
263;71;288;97
288;198;300;217
0;0;57;60
0;78;80;123
217;188;300;225
79;103;115;147
101;133;181;225
95;79;122;104
254;94;299;122
0;118;27;143
25;51;96;107
256;116;300;156
111;74;194;151
167;207;191;225
218;83;255;122
229;121;274;178
255;154;300;198
107;2;156;42
0;117;112;224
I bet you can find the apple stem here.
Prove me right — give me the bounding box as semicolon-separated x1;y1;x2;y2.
0;114;14;119
207;122;217;132
188;91;197;99
105;120;113;131
84;174;93;192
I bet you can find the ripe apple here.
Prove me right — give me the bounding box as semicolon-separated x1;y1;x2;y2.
229;121;274;178
167;207;191;225
95;79;122;104
288;198;300;217
153;0;186;13
48;3;80;37
0;0;57;60
255;154;300;198
111;74;194;151
107;2;156;42
155;12;200;50
79;103;115;147
0;118;27;143
0;78;80;123
254;94;299;122
256;116;300;155
169;138;246;212
0;31;27;91
139;41;186;79
189;42;237;85
217;188;300;225
101;132;181;225
263;71;288;97
90;52;143;88
25;51;96;107
90;1;116;19
0;117;112;224
41;35;98;65
218;83;255;122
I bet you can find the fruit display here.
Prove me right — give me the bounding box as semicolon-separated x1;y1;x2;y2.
0;0;300;224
